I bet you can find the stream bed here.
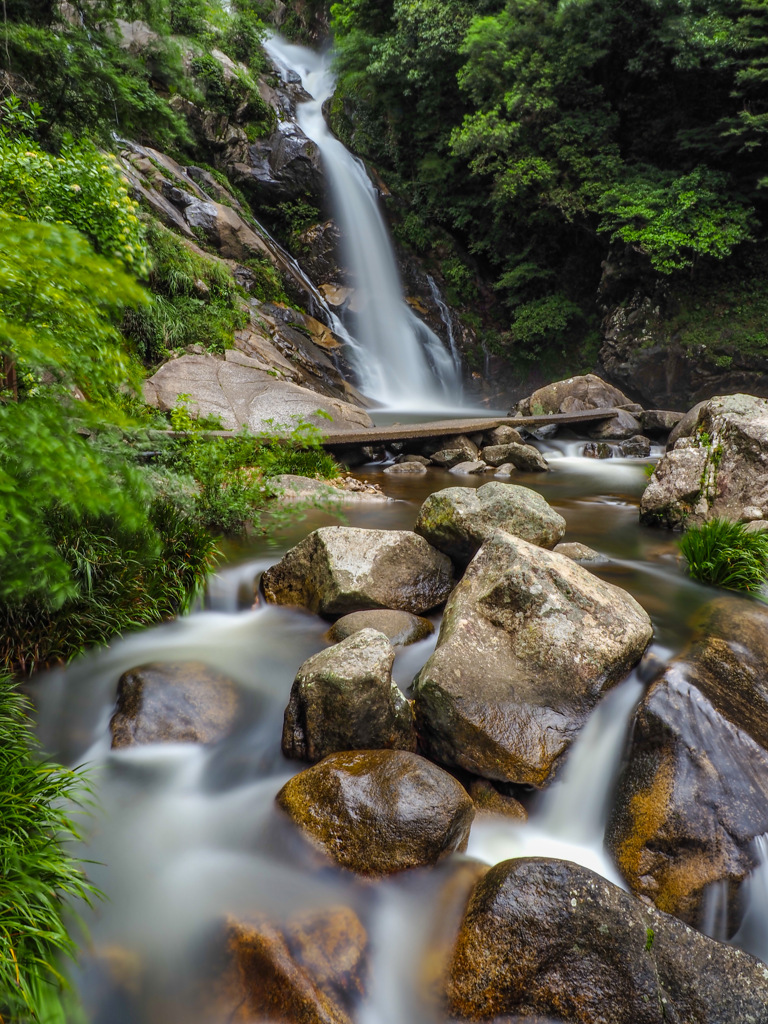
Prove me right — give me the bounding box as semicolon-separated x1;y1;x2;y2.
29;442;766;1022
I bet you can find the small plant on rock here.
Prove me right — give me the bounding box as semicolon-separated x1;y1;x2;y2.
679;518;768;594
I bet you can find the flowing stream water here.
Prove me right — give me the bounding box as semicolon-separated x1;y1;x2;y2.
262;35;463;410
28;445;768;1023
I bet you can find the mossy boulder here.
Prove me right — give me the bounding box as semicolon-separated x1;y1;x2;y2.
414;482;565;566
448;858;768;1023
282;629;416;762
414;531;652;786
276;750;475;876
262;527;455;616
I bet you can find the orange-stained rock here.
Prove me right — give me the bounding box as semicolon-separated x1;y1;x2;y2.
276;750;475;876
468;779;528;821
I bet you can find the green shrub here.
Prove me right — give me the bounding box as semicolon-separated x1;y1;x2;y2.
0;127;148;274
679;518;768;593
0;676;97;1021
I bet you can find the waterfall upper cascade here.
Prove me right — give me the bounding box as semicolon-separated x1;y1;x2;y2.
263;35;463;411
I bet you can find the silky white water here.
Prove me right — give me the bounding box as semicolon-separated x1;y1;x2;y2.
262;35;462;410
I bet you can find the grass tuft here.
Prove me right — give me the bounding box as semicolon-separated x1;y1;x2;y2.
679;518;768;593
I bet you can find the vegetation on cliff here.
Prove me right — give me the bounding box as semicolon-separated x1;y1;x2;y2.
329;0;768;371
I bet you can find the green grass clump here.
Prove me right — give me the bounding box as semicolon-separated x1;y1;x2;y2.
679;518;768;593
0;677;97;1022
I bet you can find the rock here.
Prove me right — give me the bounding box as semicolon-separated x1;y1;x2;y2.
144;353;373;433
414;482;566;565
261;527;455;616
468;779;528;821
640;394;768;527
620;434;652;457
480;444;530;468
402;454;431;466
447;858;768;1024
270;476;390;506
553;541;606;563
449;460;489;475
497;443;549;472
229;120;325;205
745;519;768;533
493;463;516;478
667;399;708;448
383;461;427;475
485;425;524;447
276;750;475;875
641;409;685;436
182;198;269;263
430;448;471;469
517;373;634;416
583;441;613;459
327;610;434;647
208;905;367;1024
413;531;652;786
109;662;242;748
296;220;345;287
607;598;768;927
281;629;416;762
588;408;644;440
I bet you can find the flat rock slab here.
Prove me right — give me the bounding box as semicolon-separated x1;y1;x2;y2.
276;750;475;875
144;353;373;433
414;530;652;786
415;482;566;565
261;527;455;616
109;661;242;748
448;858;768;1024
282;628;416;762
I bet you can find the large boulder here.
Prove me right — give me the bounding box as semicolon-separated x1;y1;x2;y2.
109;662;242;748
640;394;768;527
517;373;642;440
413;531;652;786
327;609;433;646
281;629;416;762
607;598;768;927
276;750;475;875
228;120;325;205
262;527;455;616
488;443;549;472
206;905;367;1024
144;353;373;433
414;482;566;565
447;858;768;1024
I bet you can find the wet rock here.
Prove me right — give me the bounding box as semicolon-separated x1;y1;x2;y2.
110;662;242;748
517;374;634;417
327;610;434;647
641;394;768;527
448;858;768;1024
588;408;644;441
230;120;325;205
413;531;652;786
415;482;566;565
607;598;768;926
401;454;431;466
493;463;516;478
449;460;489;475
485;425;524;447
261;527;455;616
282;629;416;762
209;906;367;1024
552;541;606;563
276;750;475;875
383;461;427;475
144;353;373;433
296;220;345;287
431;449;472;469
468;779;528;821
619;434;652;457
583;441;613;459
480;444;531;468
497;443;549;472
667;399;708;448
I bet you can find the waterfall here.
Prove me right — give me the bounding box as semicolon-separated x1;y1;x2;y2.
262;35;462;411
426;274;462;375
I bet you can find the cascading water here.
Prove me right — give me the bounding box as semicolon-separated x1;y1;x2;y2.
262;35;462;411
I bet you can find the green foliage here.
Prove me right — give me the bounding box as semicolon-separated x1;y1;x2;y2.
0;23;191;149
679;518;768;593
122;222;246;362
0;676;96;1021
0;128;149;274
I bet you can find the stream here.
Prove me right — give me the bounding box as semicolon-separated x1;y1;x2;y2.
29;442;768;1023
